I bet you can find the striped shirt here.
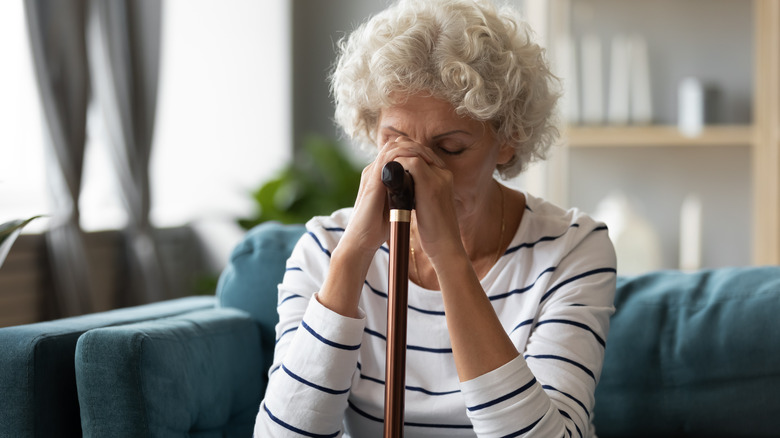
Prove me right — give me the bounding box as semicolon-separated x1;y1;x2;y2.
255;192;617;438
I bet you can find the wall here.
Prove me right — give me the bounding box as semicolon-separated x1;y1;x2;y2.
291;0;388;151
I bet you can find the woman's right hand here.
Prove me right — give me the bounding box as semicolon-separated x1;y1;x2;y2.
338;137;445;259
317;138;444;318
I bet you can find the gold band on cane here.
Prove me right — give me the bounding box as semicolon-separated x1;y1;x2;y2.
390;209;411;223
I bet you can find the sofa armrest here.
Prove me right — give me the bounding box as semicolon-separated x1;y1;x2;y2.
0;296;215;437
75;307;264;438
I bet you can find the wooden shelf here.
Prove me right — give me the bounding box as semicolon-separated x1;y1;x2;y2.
564;125;754;148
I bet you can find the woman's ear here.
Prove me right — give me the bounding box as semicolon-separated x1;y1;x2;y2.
497;142;514;165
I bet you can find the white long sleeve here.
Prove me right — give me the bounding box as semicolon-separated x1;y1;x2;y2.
255;193;616;438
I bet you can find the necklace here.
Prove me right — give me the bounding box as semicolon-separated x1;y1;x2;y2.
410;182;506;285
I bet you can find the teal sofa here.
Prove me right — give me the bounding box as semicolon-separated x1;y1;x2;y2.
1;221;778;437
0;296;216;437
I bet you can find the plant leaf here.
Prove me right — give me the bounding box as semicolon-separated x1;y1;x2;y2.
238;135;363;228
0;216;43;269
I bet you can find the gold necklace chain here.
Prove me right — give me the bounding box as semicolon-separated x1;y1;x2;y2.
410;182;505;285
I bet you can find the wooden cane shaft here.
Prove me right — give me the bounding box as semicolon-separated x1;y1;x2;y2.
384;212;410;438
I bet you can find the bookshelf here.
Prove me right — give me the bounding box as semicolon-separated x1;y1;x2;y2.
559;0;779;267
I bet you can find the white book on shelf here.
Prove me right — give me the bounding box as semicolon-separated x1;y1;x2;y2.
630;35;653;124
556;36;580;124
607;35;631;125
581;34;604;125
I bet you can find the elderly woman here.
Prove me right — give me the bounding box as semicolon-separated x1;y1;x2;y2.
256;0;616;436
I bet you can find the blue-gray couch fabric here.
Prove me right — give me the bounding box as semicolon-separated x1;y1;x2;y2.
75;308;263;437
0;296;215;437
73;222;304;437
596;266;780;437
1;221;778;437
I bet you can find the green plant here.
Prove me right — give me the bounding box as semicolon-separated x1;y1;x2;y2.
239;135;363;229
0;216;43;269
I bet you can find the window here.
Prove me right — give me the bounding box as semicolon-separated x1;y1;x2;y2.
0;0;290;232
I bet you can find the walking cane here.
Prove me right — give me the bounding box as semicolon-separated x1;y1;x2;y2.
381;161;414;438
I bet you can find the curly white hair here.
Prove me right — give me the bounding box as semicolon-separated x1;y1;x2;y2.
329;0;561;178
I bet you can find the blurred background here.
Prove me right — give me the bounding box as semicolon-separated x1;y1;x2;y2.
1;0;777;327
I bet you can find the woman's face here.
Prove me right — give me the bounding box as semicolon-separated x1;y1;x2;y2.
376;94;514;218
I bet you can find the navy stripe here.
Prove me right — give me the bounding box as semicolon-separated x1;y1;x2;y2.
364;327;452;354
347;400;383;422
359;373;384;386
593;225;608;232
406;385;461;396
364;327;386;341
405;420;473;429
536;319;605;347
348;400;473;429
286;266;303;272
557;409;583;438
301;320;361;350
324;227;345;232
282;364;350;395
408;304;446;316
307;231;332;257
501;414;544;437
354;363;459;396
467;377;537;412
278;294;304;306
525;354;595;381
510;318;535;334
276;326;298;344
365;280;447;316
379;245;390;254
489;266;556;301
364;280;388;299
505;224;580;255
542;384;590;417
540;267;617;304
263;403;339;438
408;344;452;354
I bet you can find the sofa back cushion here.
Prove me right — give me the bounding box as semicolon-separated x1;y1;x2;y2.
594;266;780;437
216;222;305;371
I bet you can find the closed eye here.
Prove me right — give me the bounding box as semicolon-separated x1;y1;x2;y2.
435;137;472;156
437;146;466;156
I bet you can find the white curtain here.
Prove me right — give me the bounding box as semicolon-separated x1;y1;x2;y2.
25;0;165;313
87;0;166;304
25;0;94;316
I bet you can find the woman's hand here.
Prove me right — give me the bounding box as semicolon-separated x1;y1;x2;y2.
339;137;447;258
391;138;464;263
317;137;446;317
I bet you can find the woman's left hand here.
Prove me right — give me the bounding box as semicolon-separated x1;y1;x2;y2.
391;137;466;263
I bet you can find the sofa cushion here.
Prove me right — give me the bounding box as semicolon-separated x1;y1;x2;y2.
594;266;780;437
0;295;215;438
75;307;262;438
216;222;305;361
